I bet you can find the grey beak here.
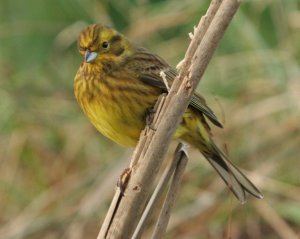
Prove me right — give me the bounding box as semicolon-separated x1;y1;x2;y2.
84;50;98;63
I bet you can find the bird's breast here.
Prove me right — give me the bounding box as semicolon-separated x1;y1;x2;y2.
74;65;160;146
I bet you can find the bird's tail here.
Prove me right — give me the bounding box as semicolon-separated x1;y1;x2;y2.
200;143;263;203
178;109;262;203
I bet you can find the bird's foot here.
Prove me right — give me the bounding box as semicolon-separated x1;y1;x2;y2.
117;167;132;196
145;107;156;129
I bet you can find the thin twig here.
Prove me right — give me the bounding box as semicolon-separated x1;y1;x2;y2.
97;188;123;239
151;143;189;239
132;143;185;239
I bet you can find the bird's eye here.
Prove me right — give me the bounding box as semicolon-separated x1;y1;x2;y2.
102;41;109;49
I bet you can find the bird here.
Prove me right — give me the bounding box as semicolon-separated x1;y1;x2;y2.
74;24;263;203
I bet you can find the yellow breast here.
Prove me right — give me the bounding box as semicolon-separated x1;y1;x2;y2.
74;64;160;146
83;95;144;146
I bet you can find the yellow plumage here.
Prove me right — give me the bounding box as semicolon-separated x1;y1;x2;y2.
74;24;262;203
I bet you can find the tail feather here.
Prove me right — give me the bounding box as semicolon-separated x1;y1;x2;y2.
203;143;263;203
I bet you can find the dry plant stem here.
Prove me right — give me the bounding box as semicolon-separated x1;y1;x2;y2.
97;188;123;239
100;1;241;238
174;0;222;88
151;144;188;239
132;143;186;239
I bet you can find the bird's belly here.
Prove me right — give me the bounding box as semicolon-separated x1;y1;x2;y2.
84;97;151;146
82;95;208;148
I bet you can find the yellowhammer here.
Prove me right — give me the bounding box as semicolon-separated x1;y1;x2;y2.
74;24;262;203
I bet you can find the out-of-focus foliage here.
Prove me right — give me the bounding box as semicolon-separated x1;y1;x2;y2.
0;0;299;238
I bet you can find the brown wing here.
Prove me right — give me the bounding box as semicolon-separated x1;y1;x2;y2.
189;93;223;128
125;48;222;127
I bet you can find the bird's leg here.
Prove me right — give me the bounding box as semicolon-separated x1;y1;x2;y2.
145;94;167;130
145;106;156;129
117;167;132;196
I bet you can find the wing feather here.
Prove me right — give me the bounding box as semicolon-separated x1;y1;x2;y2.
128;51;222;127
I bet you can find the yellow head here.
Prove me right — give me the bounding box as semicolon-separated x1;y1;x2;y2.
77;24;133;67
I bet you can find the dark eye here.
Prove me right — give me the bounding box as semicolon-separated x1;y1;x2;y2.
102;41;109;49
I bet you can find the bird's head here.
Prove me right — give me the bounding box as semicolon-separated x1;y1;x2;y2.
77;24;132;66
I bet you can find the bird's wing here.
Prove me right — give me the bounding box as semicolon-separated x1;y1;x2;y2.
128;49;222;127
189;93;223;128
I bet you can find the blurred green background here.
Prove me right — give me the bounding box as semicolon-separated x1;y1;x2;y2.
1;0;300;238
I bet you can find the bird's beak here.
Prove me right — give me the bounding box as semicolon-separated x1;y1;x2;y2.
84;50;98;63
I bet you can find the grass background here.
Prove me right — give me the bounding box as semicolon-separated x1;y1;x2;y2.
1;0;300;238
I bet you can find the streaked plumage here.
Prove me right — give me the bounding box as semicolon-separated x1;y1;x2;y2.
74;24;263;203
